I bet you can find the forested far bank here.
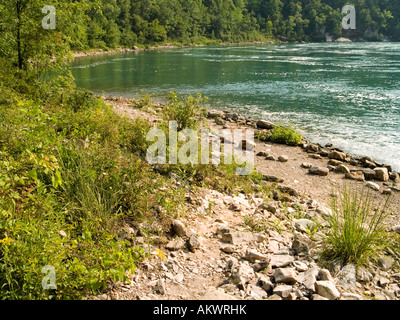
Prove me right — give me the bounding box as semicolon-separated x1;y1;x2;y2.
69;0;400;51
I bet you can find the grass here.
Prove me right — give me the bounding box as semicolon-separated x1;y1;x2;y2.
256;123;303;146
321;185;392;268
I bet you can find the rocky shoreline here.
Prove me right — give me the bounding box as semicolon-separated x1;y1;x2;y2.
86;97;400;301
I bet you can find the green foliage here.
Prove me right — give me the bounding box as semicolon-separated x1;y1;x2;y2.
257;123;303;146
321;186;391;267
162;91;208;131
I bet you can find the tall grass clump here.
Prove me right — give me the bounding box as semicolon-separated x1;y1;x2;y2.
256;123;302;146
321;186;391;267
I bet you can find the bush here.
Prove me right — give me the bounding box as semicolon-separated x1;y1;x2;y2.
162;91;207;131
321;186;391;267
257;123;302;146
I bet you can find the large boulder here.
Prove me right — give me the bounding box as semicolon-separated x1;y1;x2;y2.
256;120;275;130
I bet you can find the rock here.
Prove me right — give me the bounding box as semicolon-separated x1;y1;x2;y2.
273;268;298;285
309;154;322;159
292;234;313;256
366;181;380;191
245;249;267;263
315;281;340;300
377;276;390;288
171;219;187;237
256;120;275;130
301;163;313;169
256;151;268;157
258;275;274;293
262;175;284;183
156;279;166;295
221;245;236;254
336;37;352;42
361;168;376;180
57;230;67;238
278;155;289;163
311;294;329;300
221;231;257;245
374;168;389;182
165;238;185;251
318;269;334;282
378;256;395;271
340;293;363;300
356;267;374;283
293;261;308;272
309;167;329;176
225;113;239;121
345;171;365;181
196;288;238;300
273;285;293;299
253;260;270;272
215;117;226;125
228;203;241;212
306;144;320;153
229;262;256;287
265;155;277;161
216;225;230;236
389;172;399;181
269;254;295;268
339;264;356;290
267;294;283;300
207;110;225;119
335;164;350;174
299;266;320;291
248;284;268;299
328;151;347;161
328;159;342;166
187;235;201;252
294;219;317;233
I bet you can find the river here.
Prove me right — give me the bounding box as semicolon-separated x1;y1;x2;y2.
70;43;400;171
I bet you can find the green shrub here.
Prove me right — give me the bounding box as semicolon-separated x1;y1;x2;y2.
162;91;207;131
257;123;302;146
321;186;391;267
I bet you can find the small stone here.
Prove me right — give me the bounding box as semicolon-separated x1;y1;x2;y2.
382;188;392;195
273;285;293;299
156;279;166;295
265;155;277;161
221;245;236;254
361;168;376;180
366;181;380;191
299;266;320;291
171;220;187;237
269;254;295;268
57;230;67;238
257;120;275;130
294;219;316;233
256;151;268;157
328;159;342;166
328;151;347;161
309;167;329;176
335;164;350;174
301;163;313;169
389;172;399;181
306;144;320;152
378;256;394;271
165;238;185;251
292;234;313;256
345;171;365;181
340;293;363;300
273;268;298;285
258;275;274;293
374;168;389;182
318;269;333;282
315;281;340;300
187;235;201;252
215;117;226;125
293;261;308;272
311;294;329;300
377;276;390;288
278;155;289;163
245;249;267;263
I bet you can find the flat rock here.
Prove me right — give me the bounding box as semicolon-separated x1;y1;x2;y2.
257;120;275;130
245;249;268;263
335;164;350;174
221;231;258;245
269;254;295;268
345;171;365;181
366;181;380;191
328;151;347;161
315;281;340;300
165;238;185;251
309;167;329;176
273;268;298;285
273;285;293;299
